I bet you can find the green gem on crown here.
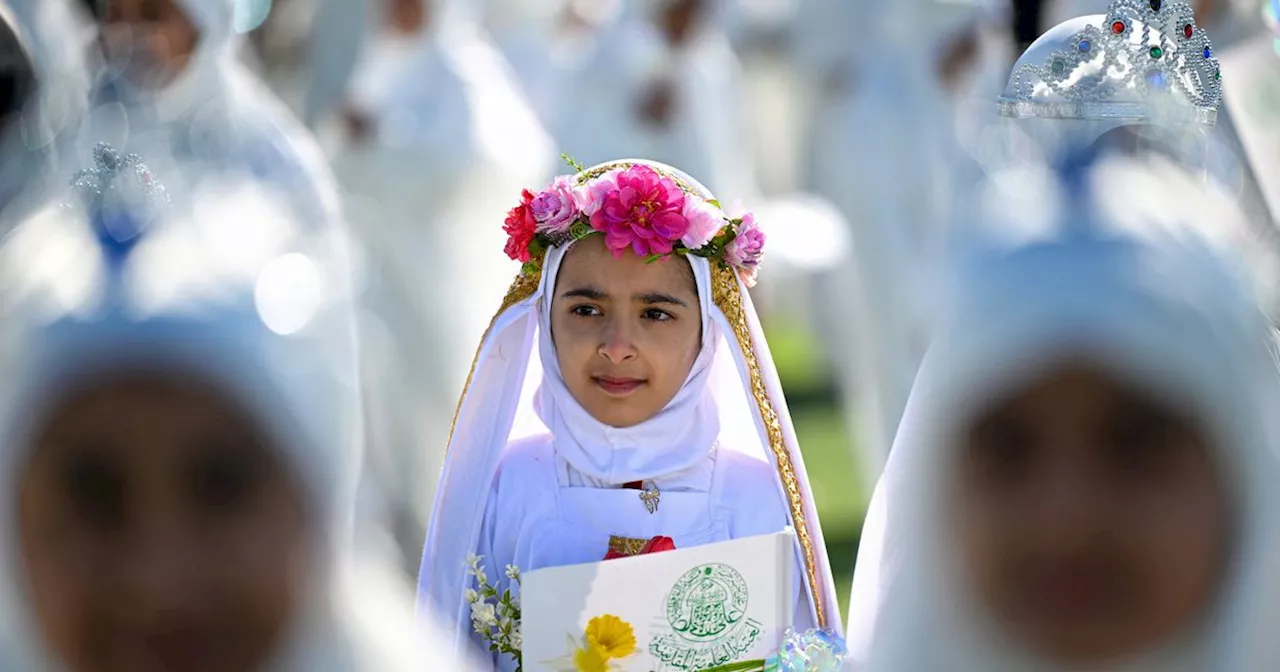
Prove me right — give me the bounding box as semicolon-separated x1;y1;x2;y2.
1149;46;1164;59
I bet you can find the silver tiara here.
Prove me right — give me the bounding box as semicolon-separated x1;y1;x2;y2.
70;143;169;208
998;0;1221;126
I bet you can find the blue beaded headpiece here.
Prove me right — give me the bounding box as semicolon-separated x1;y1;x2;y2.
999;0;1222;126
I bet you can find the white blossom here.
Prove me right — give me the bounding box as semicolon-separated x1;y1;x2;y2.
509;621;523;651
471;601;498;629
464;588;479;604
505;564;520;581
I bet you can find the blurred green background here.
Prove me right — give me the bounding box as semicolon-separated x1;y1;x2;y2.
764;315;869;622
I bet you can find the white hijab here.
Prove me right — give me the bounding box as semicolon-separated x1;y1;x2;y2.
556;0;754;199
847;151;1280;671
418;159;842;654
0;148;460;670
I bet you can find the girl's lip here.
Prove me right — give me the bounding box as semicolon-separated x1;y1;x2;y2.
593;376;645;397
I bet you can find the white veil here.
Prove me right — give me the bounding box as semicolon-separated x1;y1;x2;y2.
417;160;842;653
846;152;1280;670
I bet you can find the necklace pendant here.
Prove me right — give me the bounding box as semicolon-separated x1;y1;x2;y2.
639;481;660;514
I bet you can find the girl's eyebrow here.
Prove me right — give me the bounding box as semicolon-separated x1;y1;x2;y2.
560;287;606;301
636;292;688;307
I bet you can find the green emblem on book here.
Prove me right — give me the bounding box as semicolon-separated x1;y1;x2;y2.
650;563;761;671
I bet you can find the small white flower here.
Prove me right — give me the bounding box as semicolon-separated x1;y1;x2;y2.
505;564;520;581
509;627;522;652
471;601;498;628
464;589;479;604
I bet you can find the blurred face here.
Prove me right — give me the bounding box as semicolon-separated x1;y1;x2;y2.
550;235;702;428
17;375;313;672
385;0;428;36
101;0;200;88
952;363;1230;665
659;0;707;45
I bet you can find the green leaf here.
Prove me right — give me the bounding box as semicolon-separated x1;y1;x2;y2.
707;199;722;209
644;254;664;264
560;153;586;172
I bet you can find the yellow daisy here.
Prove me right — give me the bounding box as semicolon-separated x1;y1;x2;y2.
584;614;638;660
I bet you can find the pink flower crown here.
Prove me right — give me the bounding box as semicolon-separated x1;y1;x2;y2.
502;158;766;287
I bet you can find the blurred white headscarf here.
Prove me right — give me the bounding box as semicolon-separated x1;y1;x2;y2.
0;143;467;670
802;0;1012;480
846;150;1280;671
555;0;756;199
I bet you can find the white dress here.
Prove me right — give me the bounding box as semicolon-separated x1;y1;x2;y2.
475;435;808;671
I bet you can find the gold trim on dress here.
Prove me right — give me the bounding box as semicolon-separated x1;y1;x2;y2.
607;535;650;558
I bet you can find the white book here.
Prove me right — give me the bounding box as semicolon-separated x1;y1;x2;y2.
521;530;796;672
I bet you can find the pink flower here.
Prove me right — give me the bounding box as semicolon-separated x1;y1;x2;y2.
572;169;621;218
530;176;580;235
589;165;689;258
503;189;538;263
726;212;766;286
681;198;724;250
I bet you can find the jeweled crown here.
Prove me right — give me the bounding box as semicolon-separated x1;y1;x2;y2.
998;0;1221;125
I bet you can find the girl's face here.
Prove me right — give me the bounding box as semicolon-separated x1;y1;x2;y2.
551;235;702;428
952;363;1231;665
101;0;200;89
16;375;313;672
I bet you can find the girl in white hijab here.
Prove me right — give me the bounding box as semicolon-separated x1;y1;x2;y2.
417;159;842;669
80;0;341;232
0;142;468;671
796;0;1012;481
556;0;757;200
481;0;576;131
330;0;554;572
846;148;1280;670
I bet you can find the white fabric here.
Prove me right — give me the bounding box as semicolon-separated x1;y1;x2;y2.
477;436;797;671
799;0;1011;481
846;153;1280;670
417;160;842;661
482;0;575;129
0;158;465;668
0;0;94;228
555;0;757;199
330;0;554;563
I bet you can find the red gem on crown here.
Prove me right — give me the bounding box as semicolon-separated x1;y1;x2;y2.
1183;24;1194;39
1111;20;1126;34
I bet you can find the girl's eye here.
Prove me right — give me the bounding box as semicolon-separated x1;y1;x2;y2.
62;451;126;530
643;308;674;322
570;305;601;318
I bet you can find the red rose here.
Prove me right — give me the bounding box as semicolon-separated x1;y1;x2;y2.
503;189;539;262
603;536;677;561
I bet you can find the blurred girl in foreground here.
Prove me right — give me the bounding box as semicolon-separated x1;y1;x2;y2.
847;149;1280;670
0;144;465;671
